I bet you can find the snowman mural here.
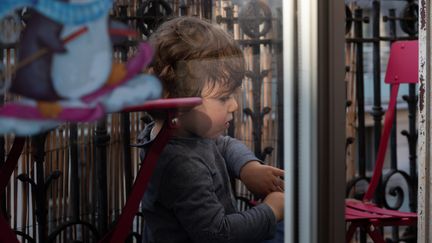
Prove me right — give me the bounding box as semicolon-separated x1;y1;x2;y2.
0;0;162;135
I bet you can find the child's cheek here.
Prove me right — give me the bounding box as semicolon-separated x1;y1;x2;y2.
186;110;213;136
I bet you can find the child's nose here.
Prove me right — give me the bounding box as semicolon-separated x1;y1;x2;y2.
228;98;238;112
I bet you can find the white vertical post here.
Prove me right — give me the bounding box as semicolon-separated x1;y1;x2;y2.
282;0;295;242
283;0;319;242
297;0;318;242
418;0;432;242
284;0;343;241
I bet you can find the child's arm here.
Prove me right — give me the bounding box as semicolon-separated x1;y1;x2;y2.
215;136;260;178
160;157;279;243
263;191;284;221
216;136;284;197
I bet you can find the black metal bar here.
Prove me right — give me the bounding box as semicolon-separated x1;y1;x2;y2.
402;83;418;241
354;9;366;177
0;43;19;49
388;8;400;243
0;133;4;215
224;5;234;35
225;4;236;138
407;83;417;212
389;9;398;171
179;0;187;16
390;93;398;168
354;9;368;243
201;0;212;20
69;124;80;222
119;45;133;197
0;47;5;216
370;0;385;210
95;120;109;234
387;10;399;242
122;113;132;196
372;0;383;156
32;133;48;242
276;8;284;169
238;39;275;46
345;36;418;43
251;45;263;160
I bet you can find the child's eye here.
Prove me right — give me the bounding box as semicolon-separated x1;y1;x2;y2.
218;96;231;102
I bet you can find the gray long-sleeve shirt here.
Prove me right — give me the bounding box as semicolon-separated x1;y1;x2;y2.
140;133;276;243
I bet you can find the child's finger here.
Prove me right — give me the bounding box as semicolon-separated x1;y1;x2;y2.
271;167;284;176
272;183;283;193
273;177;284;191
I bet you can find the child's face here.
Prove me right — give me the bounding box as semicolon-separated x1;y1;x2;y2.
176;83;239;138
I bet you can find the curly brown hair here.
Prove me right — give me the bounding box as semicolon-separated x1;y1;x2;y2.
148;16;245;98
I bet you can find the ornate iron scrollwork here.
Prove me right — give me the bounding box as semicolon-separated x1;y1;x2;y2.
400;1;418;36
238;0;272;38
46;220;99;243
136;0;173;37
345;5;352;35
0;62;10;94
382;169;412;210
0;12;22;45
346;176;369;199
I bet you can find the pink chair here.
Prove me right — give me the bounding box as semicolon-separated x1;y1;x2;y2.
0;98;202;243
101;97;202;243
345;40;418;243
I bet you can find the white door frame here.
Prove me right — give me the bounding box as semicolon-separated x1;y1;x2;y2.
418;0;432;241
283;0;345;242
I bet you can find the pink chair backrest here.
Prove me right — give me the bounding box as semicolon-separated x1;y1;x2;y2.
363;40;419;202
384;40;418;85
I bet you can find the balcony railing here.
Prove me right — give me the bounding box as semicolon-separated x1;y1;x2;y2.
0;0;284;242
345;0;418;242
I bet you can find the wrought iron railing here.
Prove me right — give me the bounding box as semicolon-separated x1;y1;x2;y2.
345;0;418;242
0;0;284;242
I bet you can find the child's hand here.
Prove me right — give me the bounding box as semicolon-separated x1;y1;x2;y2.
239;161;284;197
263;191;284;221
